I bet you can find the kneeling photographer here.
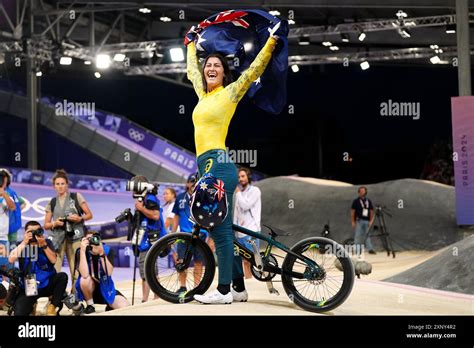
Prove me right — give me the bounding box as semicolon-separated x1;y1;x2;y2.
75;231;129;314
8;221;68;316
116;175;164;303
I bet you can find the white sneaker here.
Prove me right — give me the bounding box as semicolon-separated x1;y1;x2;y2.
231;288;248;302
194;289;233;304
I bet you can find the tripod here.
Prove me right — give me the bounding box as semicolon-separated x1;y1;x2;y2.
130;209;143;306
367;206;396;258
343;207;396;258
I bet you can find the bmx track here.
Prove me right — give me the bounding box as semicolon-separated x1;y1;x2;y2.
2;177;472;316
101;249;473;315
94;177;474;315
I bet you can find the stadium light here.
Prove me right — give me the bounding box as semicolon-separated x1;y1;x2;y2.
170;47;184;62
113;53;126;62
360;61;370;70
96;54;111;69
59;57;72;65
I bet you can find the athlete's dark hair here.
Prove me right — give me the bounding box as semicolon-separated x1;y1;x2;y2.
238;167;252;184
52;169;69;184
358;186;367;195
201;53;233;92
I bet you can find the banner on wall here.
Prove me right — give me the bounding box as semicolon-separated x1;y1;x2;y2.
451;96;474;225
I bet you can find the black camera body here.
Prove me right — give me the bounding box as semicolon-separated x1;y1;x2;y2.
115;208;132;223
85;233;102;253
89;234;101;246
57;216;75;237
30;227;45;243
0;268;22;312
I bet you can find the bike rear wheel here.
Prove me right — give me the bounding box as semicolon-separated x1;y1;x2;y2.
144;233;215;303
282;237;354;313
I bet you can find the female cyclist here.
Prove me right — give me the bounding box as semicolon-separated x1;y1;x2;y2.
185;23;280;304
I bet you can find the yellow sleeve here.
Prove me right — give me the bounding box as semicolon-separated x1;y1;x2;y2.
226;36;277;103
186;42;206;100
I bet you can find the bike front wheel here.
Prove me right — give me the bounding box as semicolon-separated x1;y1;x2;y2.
144;232;216;303
281;237;354;313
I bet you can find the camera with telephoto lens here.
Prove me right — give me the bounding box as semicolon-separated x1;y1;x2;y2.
126;179;158;198
30;227;45;243
115;208;132;223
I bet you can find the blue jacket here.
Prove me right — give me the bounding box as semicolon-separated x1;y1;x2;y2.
138;193;165;252
20;240;57;289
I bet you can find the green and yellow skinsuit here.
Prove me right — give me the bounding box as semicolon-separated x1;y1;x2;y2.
186;36;277;286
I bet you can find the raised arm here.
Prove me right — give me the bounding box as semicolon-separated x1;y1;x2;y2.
227;36;277;103
187;42;206;100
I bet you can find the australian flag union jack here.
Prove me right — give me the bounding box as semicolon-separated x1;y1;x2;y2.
187;9;289;115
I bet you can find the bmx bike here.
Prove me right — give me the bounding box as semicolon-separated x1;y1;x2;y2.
144;223;355;313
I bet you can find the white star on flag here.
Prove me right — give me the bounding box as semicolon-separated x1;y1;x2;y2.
199;182;208;190
198;215;203;219
209;222;214;227
196;202;201;207
196;33;207;51
218;211;223;216
254;77;261;85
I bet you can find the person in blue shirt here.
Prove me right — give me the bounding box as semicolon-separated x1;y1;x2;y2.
129;175;164;303
75;231;129;314
171;174;207;295
0;168;25;244
8;220;68;316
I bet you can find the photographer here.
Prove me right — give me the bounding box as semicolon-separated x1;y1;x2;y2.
0;169;16;243
0;168;25;244
128;175;163;303
75;231;129;314
44;169;93;290
8;221;68;316
171;174;207;295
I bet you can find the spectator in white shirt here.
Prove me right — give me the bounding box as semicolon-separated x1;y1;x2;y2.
0;170;16;242
233;167;261;279
161;187;177;233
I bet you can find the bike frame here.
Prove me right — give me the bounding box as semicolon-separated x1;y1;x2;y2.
186;223;322;279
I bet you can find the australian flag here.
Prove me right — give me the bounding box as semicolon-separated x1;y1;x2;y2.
190;9;289;115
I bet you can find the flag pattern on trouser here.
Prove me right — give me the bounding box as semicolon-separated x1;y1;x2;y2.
192;9;289;115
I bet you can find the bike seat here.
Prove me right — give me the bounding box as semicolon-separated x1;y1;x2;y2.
263;224;291;237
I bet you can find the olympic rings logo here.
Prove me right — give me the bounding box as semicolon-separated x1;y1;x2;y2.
18;197;51;221
128;128;145;142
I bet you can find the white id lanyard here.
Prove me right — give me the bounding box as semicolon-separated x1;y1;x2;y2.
360;199;369;217
25;274;38;297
